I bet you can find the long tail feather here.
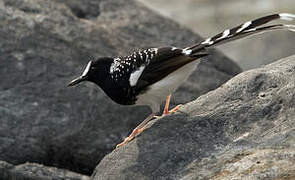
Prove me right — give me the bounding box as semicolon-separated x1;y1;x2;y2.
184;13;295;55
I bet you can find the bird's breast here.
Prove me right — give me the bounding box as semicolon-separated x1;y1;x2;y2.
136;60;200;112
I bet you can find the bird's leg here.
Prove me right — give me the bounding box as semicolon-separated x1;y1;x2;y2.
168;104;182;113
163;94;171;115
162;94;182;116
116;113;156;148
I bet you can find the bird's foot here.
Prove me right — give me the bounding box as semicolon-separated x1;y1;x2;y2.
162;104;182;116
116;127;146;148
153;104;182;119
116;113;155;148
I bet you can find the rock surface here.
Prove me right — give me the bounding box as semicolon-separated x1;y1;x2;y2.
92;55;295;180
0;160;90;180
0;0;240;175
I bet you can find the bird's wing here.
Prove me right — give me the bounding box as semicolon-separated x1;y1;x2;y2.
134;46;206;89
110;46;206;89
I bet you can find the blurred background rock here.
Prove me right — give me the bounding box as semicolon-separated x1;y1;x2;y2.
137;0;295;70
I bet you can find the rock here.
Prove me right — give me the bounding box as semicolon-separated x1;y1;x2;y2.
0;160;90;180
92;55;295;180
0;0;240;175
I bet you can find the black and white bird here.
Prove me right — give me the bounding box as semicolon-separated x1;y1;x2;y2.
68;13;295;148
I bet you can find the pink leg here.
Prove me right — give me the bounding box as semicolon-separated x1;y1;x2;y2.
162;94;171;115
116;113;156;148
162;94;182;116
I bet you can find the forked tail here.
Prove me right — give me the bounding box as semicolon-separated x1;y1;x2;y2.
184;13;295;55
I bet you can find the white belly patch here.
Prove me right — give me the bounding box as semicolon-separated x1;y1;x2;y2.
136;60;200;112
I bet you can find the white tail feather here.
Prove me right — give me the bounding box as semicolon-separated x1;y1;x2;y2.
284;24;295;32
279;13;295;21
186;13;295;55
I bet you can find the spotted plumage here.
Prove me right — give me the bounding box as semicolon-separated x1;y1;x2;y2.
109;48;158;82
70;46;203;106
68;13;295;148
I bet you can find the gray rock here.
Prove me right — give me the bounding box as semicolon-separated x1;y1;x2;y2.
0;160;90;180
0;0;240;175
92;55;295;180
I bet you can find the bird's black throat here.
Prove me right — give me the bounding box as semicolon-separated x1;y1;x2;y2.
87;57;138;105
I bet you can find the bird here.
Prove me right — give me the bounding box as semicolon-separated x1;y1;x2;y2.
68;13;295;148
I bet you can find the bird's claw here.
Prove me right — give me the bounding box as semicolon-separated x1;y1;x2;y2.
162;104;182;116
116;127;146;148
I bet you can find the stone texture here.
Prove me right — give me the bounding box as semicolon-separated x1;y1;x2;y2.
0;160;90;180
0;0;240;175
92;55;295;180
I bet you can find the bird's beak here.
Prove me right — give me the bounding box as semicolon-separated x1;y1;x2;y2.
68;75;87;86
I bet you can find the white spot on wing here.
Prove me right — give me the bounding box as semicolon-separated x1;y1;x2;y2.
82;61;92;76
129;65;145;86
152;48;158;54
110;58;120;74
150;53;154;59
236;21;252;33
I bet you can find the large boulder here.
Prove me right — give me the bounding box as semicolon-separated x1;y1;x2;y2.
92;55;295;180
0;0;240;175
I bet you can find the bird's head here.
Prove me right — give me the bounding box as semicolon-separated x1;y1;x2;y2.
68;57;113;86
